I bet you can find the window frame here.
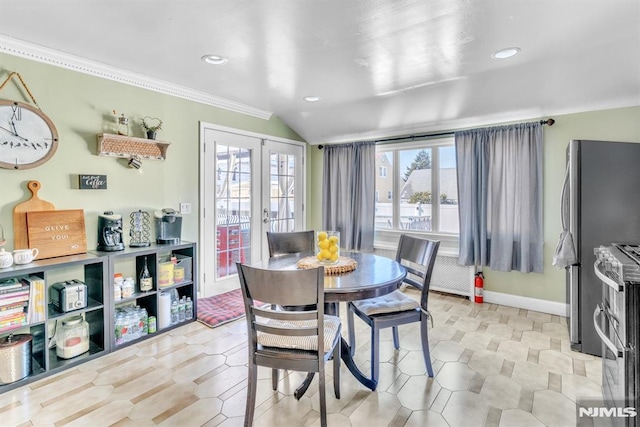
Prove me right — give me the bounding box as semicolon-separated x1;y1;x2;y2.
374;136;459;248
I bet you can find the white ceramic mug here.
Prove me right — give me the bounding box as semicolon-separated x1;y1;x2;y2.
0;249;13;268
13;248;39;264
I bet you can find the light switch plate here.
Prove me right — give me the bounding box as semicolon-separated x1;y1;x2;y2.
179;202;192;215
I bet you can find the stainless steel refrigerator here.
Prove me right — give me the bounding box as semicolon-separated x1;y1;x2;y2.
565;139;640;356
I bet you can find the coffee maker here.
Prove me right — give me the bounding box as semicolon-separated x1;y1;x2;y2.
154;208;182;244
97;211;125;251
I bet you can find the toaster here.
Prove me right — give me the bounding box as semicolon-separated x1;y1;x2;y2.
51;280;87;312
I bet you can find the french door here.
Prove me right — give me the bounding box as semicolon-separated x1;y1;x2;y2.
200;124;305;297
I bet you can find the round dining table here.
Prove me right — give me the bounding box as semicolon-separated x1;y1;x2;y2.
254;250;407;396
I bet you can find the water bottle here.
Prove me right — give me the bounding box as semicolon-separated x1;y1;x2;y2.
170;300;179;324
185;297;193;320
115;313;125;345
178;298;186;322
140;307;149;336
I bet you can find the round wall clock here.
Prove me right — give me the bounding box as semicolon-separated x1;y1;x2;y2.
0;100;59;169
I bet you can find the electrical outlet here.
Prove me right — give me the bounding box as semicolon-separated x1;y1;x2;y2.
179;202;192;215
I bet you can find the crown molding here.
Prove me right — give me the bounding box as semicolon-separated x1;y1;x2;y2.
0;34;273;120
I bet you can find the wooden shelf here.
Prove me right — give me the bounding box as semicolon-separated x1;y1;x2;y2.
97;133;170;160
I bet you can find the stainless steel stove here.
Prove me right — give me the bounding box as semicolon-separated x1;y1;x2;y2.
593;244;640;426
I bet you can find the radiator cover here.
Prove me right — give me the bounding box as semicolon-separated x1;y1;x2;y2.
374;249;474;298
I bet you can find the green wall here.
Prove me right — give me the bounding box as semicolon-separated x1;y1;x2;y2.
0;52;303;251
3;50;639;306
484;107;640;303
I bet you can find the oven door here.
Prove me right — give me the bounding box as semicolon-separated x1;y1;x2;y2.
594;260;628;410
594;303;626;406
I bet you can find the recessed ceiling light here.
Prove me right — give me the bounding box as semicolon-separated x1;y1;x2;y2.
492;47;521;59
201;54;227;65
303;96;321;102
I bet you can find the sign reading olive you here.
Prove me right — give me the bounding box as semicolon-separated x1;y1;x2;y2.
25;209;87;259
79;174;107;189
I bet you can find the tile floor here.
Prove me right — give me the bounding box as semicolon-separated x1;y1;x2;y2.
0;289;603;427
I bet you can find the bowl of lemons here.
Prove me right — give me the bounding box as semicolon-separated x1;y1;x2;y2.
316;231;340;264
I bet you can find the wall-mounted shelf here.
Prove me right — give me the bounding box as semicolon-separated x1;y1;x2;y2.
97;133;170;160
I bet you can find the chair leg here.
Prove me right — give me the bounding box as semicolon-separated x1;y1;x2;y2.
370;324;380;387
333;341;341;399
318;368;327;427
392;326;400;350
420;316;434;377
347;304;356;356
271;368;279;390
245;362;258;427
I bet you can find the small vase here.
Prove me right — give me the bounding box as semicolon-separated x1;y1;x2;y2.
146;130;157;140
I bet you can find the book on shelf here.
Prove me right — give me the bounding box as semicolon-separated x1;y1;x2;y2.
0;312;27;332
0;303;27;318
23;276;45;324
0;291;30;307
0;283;30;295
0;278;23;290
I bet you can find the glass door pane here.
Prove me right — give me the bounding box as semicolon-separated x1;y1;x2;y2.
262;140;304;259
215;144;252;279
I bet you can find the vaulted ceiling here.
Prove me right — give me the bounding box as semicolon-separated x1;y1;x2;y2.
1;1;638;144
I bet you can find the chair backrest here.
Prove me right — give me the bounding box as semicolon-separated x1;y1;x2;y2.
266;230;315;257
395;234;440;309
236;263;327;356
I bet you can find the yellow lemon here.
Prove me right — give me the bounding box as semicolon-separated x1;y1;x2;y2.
321;249;331;259
329;235;339;244
317;231;328;241
330;253;339;262
317;252;324;261
329;245;338;253
318;240;330;250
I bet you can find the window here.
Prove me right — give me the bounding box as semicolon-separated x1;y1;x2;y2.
375;137;458;234
379;166;387;177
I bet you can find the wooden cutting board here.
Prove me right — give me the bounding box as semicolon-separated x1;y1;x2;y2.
13;180;56;249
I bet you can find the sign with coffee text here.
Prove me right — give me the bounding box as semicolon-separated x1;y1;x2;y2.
25;209;87;259
79;174;107;189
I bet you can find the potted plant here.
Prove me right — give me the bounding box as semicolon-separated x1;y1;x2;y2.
140;116;163;140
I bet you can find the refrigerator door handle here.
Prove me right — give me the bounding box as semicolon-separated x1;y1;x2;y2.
569;265;579;342
560;164;570;230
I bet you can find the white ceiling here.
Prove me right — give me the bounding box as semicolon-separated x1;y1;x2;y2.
0;0;638;144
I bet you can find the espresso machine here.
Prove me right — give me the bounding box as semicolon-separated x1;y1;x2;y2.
97;211;125;251
154;208;182;244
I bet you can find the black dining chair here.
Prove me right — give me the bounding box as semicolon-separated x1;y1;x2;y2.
237;263;341;427
347;235;440;384
266;230;315;257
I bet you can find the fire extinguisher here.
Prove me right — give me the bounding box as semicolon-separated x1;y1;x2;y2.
474;272;484;303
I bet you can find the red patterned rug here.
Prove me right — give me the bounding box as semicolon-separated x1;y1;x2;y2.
197;288;253;328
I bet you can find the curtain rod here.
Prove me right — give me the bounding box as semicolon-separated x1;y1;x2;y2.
317;118;554;149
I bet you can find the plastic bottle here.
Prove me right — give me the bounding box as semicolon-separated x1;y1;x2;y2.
178;297;186;322
122;277;135;298
140;307;148;336
170;300;179;325
185;297;193;320
114;313;125;345
114;273;124;301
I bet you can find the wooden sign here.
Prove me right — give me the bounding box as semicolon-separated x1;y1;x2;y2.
79;175;107;189
25;209;87;259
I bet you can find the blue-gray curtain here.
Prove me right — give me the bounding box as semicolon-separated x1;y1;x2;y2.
455;122;543;273
322;141;376;251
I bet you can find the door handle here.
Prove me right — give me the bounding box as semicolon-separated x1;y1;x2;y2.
593;304;623;358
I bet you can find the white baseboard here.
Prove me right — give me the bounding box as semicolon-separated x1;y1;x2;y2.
483;290;568;317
